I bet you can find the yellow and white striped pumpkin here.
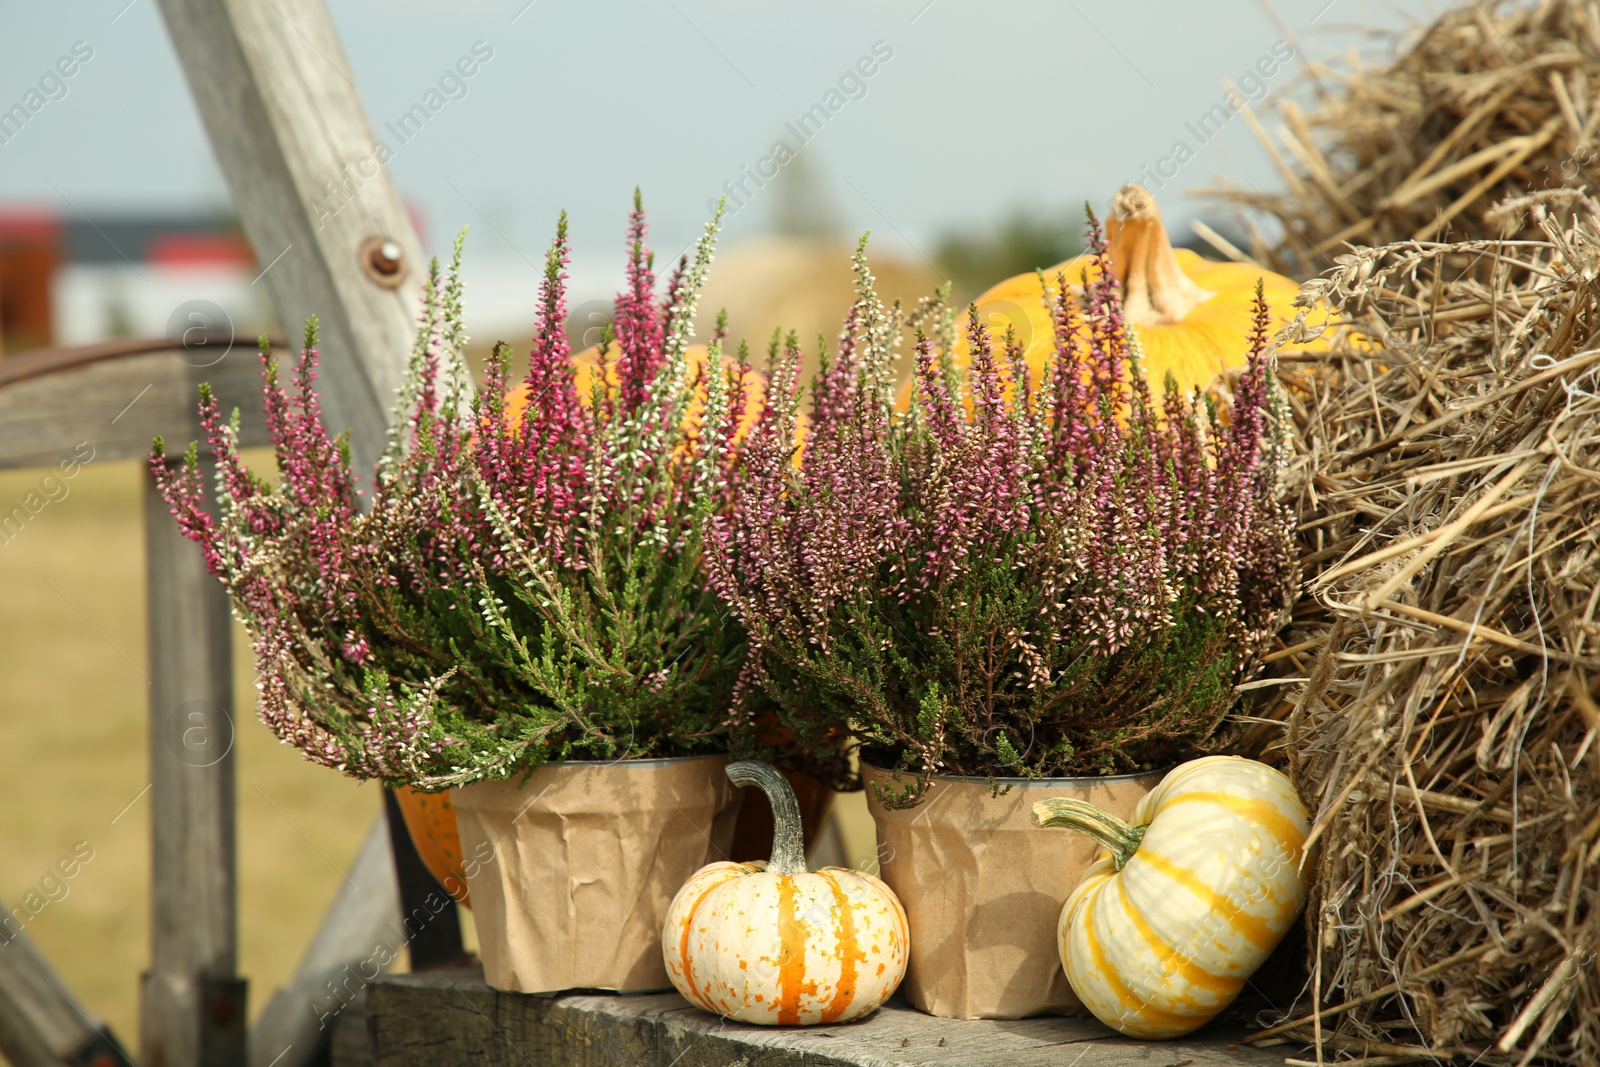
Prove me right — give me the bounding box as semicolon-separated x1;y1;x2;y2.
1031;755;1309;1039
663;761;909;1025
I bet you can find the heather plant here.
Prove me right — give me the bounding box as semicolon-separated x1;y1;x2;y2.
707;217;1297;803
152;200;748;789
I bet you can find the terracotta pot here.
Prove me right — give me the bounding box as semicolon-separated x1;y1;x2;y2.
451;754;741;994
393;786;471;907
863;763;1161;1020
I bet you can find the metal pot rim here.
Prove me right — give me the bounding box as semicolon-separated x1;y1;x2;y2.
860;760;1169;788
528;752;729;769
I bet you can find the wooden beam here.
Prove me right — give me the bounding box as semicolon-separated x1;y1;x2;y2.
348;966;1289;1067
0;340;274;472
154;0;426;483
151;6;452;1066
140;461;245;1067
0;921;130;1067
249;819;400;1067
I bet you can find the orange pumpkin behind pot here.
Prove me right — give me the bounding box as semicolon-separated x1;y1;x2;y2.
393;785;471;907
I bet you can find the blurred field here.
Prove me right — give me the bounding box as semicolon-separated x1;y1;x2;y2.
0;456;383;1049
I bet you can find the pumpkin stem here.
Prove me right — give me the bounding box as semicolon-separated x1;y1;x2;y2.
726;760;807;875
1030;797;1147;871
1105;184;1214;326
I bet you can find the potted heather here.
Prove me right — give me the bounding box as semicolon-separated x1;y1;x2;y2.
706;219;1298;1019
152;201;755;994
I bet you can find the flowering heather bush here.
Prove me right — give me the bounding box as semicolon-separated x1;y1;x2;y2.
707;219;1298;802
152;201;748;789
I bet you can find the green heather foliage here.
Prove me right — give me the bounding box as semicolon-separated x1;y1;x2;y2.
153;201;750;789
707;217;1298;804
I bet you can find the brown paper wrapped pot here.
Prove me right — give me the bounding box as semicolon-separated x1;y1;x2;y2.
864;764;1161;1019
451;754;741;994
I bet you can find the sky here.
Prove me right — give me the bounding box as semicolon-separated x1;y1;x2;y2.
0;0;1415;308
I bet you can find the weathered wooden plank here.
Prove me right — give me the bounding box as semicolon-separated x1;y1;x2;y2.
154;0;427;483
351;966;1291;1067
326;986;372;1067
139;462;245;1067
0;341;273;472
0;919;130;1067
249;818;401;1067
153;5;471;1064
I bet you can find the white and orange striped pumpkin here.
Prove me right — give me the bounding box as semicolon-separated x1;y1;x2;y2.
1031;755;1309;1039
662;760;909;1025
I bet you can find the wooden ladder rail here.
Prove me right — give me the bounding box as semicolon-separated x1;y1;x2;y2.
0;341;424;1067
153;0;429;485
148;0;474;1065
0;338;270;1067
4;0;467;1059
0;909;127;1067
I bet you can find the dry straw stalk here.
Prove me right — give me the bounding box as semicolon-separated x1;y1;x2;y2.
1204;0;1600;281
1238;199;1600;1065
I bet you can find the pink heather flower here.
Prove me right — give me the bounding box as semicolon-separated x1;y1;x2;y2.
153;201;748;789
614;190;667;414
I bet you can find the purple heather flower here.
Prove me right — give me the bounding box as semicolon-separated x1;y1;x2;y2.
710;215;1296;783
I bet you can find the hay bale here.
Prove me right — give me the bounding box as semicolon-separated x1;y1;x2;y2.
1205;0;1600;278
1238;202;1600;1064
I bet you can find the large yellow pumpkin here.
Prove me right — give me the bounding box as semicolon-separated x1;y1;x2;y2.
502;344;767;448
663;761;909;1025
949;184;1326;402
1031;756;1309;1039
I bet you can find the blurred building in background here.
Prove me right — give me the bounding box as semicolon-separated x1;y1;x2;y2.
0;206;276;356
0;209;58;355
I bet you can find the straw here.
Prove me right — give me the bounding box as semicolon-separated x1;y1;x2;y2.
1231;199;1600;1066
1203;0;1600;276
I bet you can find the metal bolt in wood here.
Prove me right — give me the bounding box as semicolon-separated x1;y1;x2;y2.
360;237;408;289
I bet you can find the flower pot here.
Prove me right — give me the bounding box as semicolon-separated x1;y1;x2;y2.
863;763;1161;1019
451;753;741;994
